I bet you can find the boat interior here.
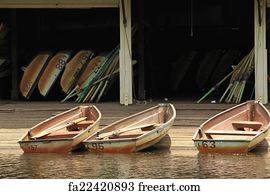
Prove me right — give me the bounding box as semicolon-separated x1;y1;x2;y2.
24;106;99;141
198;102;270;140
89;104;174;140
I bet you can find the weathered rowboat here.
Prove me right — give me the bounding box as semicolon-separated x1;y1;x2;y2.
83;103;176;153
18;105;101;153
20;53;51;99
193;101;270;154
76;54;107;90
60;50;93;94
38;51;72;97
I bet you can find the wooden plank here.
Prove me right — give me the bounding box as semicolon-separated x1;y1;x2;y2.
30;114;84;139
205;130;259;136
96;123;157;139
232;121;262;130
0;0;119;8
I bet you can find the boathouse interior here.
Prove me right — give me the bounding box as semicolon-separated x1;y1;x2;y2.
0;0;268;103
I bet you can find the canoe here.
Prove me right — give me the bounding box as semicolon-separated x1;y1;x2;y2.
38;51;72;97
19;53;51;99
18;105;101;153
193;101;270;154
83;103;176;153
60;50;93;94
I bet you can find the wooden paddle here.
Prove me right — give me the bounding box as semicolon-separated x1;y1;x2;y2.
96;123;158;140
31;117;87;139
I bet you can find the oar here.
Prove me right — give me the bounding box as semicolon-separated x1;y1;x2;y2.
31;117;87;139
96;123;158;140
197;71;233;103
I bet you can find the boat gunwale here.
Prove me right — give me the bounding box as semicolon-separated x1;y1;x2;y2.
193;139;251;143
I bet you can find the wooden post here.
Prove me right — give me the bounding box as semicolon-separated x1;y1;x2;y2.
137;0;146;100
10;9;19;100
254;0;268;104
119;0;132;105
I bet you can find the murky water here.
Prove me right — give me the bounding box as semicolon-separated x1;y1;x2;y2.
1;147;270;179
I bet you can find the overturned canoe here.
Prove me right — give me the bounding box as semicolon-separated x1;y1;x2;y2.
60;50;93;94
38;51;72;97
18;105;101;153
193;101;270;154
83;103;176;153
20;53;51;99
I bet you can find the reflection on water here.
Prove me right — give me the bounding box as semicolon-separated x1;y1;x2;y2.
1;148;270;178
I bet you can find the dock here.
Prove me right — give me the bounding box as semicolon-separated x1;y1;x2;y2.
1;101;270;152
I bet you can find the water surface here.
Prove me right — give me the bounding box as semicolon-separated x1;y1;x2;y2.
1;148;270;179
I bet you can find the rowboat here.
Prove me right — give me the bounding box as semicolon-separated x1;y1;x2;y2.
18;105;101;153
76;54;107;90
193;101;270;154
60;50;93;94
83;103;176;153
38;51;72;97
76;45;119;102
20;53;51;99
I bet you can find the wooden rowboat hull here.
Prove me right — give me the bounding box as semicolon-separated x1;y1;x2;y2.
20;53;51;98
38;51;72;97
18;105;101;153
193;136;268;154
84;123;171;153
193;101;270;154
77;55;107;89
60;50;93;94
83;104;176;153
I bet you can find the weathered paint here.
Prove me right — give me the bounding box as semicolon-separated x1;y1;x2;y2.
19;53;51;99
193;101;270;154
18;105;101;153
255;0;268;104
38;51;71;96
60;50;93;93
83;104;176;153
194;140;250;154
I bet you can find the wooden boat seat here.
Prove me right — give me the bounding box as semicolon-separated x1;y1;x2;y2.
232;121;263;131
95;123;156;140
205;130;259;136
42;130;81;139
108;133;144;139
66;120;94;131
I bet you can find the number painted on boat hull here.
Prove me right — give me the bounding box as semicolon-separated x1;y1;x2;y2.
198;141;216;148
27;145;38;150
89;143;104;150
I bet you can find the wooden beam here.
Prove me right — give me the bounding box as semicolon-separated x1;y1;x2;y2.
119;0;132;105
254;0;268;104
0;0;119;8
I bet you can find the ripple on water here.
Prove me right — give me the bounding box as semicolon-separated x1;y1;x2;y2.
0;149;270;178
